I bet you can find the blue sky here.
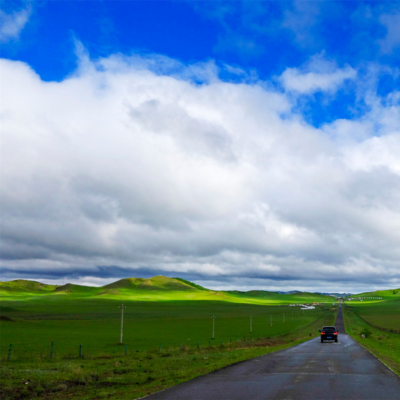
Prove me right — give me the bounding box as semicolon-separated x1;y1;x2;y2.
2;1;400;126
1;1;400;292
3;1;399;78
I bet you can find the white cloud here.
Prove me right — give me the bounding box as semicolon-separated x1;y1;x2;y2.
379;12;400;54
0;53;400;291
280;55;357;94
0;5;31;42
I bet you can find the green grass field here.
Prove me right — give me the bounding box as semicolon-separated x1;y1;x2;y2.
0;276;334;359
0;276;337;399
345;288;400;332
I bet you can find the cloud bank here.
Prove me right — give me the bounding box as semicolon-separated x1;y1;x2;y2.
1;52;399;292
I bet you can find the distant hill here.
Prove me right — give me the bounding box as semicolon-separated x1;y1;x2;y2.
173;277;208;291
223;290;333;303
353;288;400;299
4;276;391;305
0;279;58;293
103;276;196;291
53;283;99;294
275;290;301;294
313;292;353;297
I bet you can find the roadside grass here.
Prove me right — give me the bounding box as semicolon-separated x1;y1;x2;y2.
345;297;400;332
0;308;336;400
343;304;400;376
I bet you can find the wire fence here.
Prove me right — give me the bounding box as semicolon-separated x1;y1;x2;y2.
344;305;400;334
0;318;327;361
0;334;272;361
1;308;332;361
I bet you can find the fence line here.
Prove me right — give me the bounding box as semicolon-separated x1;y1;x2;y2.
1;332;285;361
344;305;400;334
1;309;332;361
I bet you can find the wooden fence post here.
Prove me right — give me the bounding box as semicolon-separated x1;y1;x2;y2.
50;341;54;358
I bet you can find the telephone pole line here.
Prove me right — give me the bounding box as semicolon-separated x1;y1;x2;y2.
119;304;126;344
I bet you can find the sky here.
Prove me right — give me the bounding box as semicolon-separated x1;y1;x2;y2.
1;0;400;293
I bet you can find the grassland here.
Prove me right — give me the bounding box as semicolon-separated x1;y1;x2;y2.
345;288;400;332
343;288;400;377
0;307;337;400
0;276;334;357
0;276;336;398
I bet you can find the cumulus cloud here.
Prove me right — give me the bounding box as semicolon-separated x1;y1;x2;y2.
0;5;31;42
280;54;357;94
0;51;400;292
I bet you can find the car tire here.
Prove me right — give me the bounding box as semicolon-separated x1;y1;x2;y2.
335;338;338;342
321;339;324;343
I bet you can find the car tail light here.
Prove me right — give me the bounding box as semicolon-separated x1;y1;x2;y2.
333;332;337;335
321;332;325;335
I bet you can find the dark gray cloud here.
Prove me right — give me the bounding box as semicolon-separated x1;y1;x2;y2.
0;54;399;292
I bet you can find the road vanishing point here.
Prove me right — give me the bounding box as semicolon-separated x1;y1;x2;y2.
145;304;400;399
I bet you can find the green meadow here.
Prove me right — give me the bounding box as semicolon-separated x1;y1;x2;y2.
0;276;334;358
345;288;400;332
0;276;338;399
343;288;400;376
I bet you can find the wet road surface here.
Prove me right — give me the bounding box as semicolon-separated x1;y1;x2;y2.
145;304;400;399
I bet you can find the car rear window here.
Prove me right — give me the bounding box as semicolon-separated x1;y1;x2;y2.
323;327;336;332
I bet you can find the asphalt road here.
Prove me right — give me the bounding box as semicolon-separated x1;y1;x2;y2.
145;304;400;399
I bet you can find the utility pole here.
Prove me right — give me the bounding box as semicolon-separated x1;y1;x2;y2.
211;315;216;339
250;316;252;333
119;304;126;344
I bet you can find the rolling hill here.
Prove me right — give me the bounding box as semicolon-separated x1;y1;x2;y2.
103;276;196;291
0;279;58;293
0;275;337;304
354;288;400;299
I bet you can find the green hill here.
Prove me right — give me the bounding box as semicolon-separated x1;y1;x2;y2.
173;277;208;291
103;276;196;291
53;283;100;295
354;288;400;299
0;279;58;293
224;290;333;304
0;276;336;304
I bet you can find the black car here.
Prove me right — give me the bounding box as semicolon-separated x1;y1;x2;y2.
319;326;338;342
